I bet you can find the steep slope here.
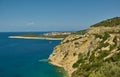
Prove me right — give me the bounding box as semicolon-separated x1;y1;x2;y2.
48;17;120;77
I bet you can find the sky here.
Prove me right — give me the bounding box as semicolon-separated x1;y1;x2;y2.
0;0;120;32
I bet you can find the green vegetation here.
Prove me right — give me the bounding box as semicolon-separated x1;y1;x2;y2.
71;31;120;77
16;32;69;39
113;36;117;46
97;50;110;59
91;17;120;27
94;31;110;42
72;37;82;41
94;32;110;50
62;37;82;44
111;53;120;61
72;50;110;76
89;61;120;77
109;36;118;51
40;34;68;38
50;17;120;77
72;51;120;77
94;34;102;39
72;53;84;68
102;31;110;42
20;33;39;37
72;59;81;68
117;46;120;50
72;29;87;35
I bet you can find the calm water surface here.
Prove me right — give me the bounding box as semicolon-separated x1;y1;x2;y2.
0;32;64;77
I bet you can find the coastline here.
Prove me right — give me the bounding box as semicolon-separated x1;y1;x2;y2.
8;36;63;40
49;61;69;77
49;61;63;68
8;35;68;77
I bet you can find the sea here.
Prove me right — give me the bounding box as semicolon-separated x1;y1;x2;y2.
0;32;65;77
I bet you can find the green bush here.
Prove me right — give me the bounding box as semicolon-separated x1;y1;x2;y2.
89;53;95;62
72;60;80;68
117;46;120;50
72;53;84;68
109;45;115;51
97;50;110;59
113;36;117;46
89;61;120;77
102;32;110;42
111;53;120;61
72;29;86;35
94;34;102;39
72;58;85;68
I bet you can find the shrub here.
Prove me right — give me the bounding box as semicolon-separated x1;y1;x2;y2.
117;46;120;50
72;59;85;68
109;45;115;51
97;50;110;59
111;53;120;61
94;34;102;39
113;36;117;46
72;53;84;68
89;61;120;77
102;31;110;42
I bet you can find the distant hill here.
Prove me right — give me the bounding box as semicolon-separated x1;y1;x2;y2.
91;17;120;27
72;29;87;35
9;32;71;40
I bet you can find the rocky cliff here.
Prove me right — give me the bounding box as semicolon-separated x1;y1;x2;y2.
48;17;120;77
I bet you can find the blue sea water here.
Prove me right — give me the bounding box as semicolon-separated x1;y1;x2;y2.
0;32;64;77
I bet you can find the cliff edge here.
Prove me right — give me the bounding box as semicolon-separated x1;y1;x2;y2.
49;17;120;77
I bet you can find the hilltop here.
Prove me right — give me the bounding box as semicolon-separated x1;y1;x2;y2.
49;17;120;77
91;17;120;27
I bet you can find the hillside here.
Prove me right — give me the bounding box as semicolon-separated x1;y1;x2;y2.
48;17;120;77
91;17;120;27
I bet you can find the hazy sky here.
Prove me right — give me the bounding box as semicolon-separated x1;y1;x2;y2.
0;0;120;32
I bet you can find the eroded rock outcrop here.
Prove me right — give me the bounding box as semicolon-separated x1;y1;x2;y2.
49;17;120;77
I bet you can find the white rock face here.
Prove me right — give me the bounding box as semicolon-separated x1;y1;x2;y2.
49;26;120;77
49;33;97;77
